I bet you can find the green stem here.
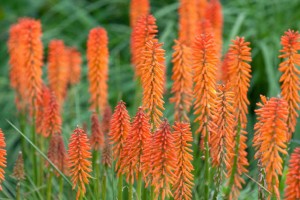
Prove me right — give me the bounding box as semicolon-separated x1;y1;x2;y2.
102;169;107;200
93;151;100;199
204;127;210;200
118;175;123;200
16;182;20;200
19;114;27;161
39;135;44;188
31;121;38;185
150;185;155;200
46;169;53;200
59;176;63;200
225;121;242;198
137;172;142;200
128;183;133;200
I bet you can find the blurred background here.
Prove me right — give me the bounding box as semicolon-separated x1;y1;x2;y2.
0;0;300;198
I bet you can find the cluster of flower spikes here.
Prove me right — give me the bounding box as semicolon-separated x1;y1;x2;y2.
87;27;109;114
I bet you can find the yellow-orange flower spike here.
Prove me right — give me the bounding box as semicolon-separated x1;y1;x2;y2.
205;0;223;54
109;101;131;175
193;33;217;137
66;47;82;86
170;40;193;122
131;15;158;76
90;113;104;151
227;37;252;126
41;92;62;137
152;120;176;200
121;107;151;184
141;132;155;187
48;40;68;105
141;39;166;128
130;0;150;27
36;85;51;134
285;147;300;200
173;122;194;200
210;83;235;167
47;133;68;176
68;127;92;200
18;18;44;116
259;97;288;199
178;0;197;46
0;129;7;190
279;29;300;139
87;27;109;114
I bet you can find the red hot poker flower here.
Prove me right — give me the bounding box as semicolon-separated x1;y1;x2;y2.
129;0;150;27
90;113;104;151
0;129;7;190
285;147;300;200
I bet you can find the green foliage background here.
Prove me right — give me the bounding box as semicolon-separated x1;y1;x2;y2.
0;0;300;199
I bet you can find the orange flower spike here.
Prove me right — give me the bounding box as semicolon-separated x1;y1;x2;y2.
141;132;155;186
152;120;176;200
41;92;62;137
121;107;151;183
48;40;68;105
131;15;158;76
173;122;194;200
130;0;150;27
170;40;193;122
67;47;82;85
205;0;223;54
210;84;235;167
18;18;43;115
141;39;166;128
285;147;300;200
178;0;197;46
36;85;51;134
109;101;131;175
227;36;252;125
102;138;112;168
193;33;218;136
68;127;92;199
279;30;300;139
47;133;68;176
87;27;109;114
90;113;104;151
258;97;288;199
0;129;6;191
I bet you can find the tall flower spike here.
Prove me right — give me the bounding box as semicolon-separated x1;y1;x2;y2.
279;30;300;139
120;107;151;183
41;92;62;137
130;0;150;27
173;122;194;200
47;133;68;176
170;40;193;122
196;0;207;21
48;40;68;105
87;27;109;114
225;37;251;199
227;36;252;125
12;152;25;181
221;52;230;83
90;113;104;151
68;127;92;200
210;83;235;167
141;39;166;128
109;101;131;175
285;147;300;200
102;138;112;168
178;0;197;46
18;18;43;116
205;0;223;54
67;47;82;86
141;132;155;187
152;120;176;200
131;15;158;76
8;23;27;111
0;129;7;190
257;97;288;199
193;33;217;136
